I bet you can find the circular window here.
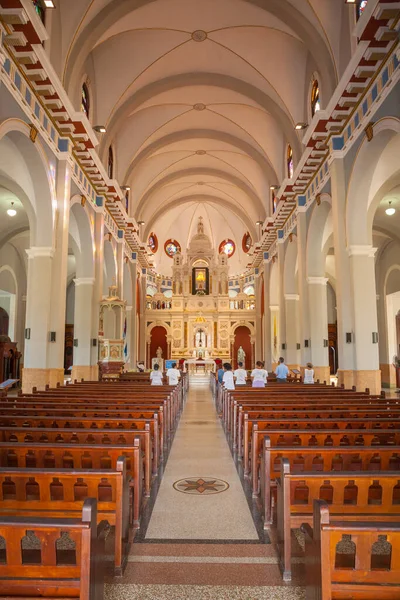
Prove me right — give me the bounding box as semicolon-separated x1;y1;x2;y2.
164;239;181;258
219;239;235;258
242;232;252;253
148;233;158;253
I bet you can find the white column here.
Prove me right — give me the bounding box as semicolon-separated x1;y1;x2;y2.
270;305;279;364
24;247;54;368
73;277;95;367
284;294;300;365
308;277;329;368
263;260;272;371
348;246;379;370
331;158;355;378
129;258;138;369
139;270;147;363
91;211;104;372
255;271;262;362
116;241;124;298
277;243;286;360
297;211;311;365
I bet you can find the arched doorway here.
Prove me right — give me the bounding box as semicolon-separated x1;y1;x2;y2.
149;326;168;365
233;326;252;370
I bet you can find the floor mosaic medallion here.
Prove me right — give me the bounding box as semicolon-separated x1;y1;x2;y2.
173;477;229;495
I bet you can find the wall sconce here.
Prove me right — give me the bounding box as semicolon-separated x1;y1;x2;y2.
346;332;353;343
25;328;31;340
49;332;56;343
323;339;329;348
372;332;379;344
92;339;97;347
73;339;79;347
281;343;286;350
304;339;310;348
296;343;301;350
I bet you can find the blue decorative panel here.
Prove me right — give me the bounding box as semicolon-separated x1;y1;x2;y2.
355;113;359;128
362;100;368;115
4;59;10;74
50;127;55;141
34;102;40;117
96;196;103;207
278;229;284;239
263;252;269;260
332;137;344;151
58;138;69;152
382;67;389;86
118;230;124;239
371;85;378;102
25;88;32;104
298;195;306;206
14;72;21;90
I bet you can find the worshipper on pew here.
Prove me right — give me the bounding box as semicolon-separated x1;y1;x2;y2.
251;361;268;388
276;458;400;582
275;356;290;383
233;362;247;386
150;363;163;386
222;363;235;391
302;500;400;600
166;362;181;386
0;498;105;600
304;362;315;384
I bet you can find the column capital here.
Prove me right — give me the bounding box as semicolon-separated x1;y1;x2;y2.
347;245;377;257
284;294;300;301
307;276;329;285
26;247;54;259
73;277;95;287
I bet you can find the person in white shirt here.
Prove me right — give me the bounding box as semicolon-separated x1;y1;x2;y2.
251;361;268;388
166;362;181;386
234;362;247;385
304;362;315;384
222;363;235;391
275;357;289;383
150;363;163;385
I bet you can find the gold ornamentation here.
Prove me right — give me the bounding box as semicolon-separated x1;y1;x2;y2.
29;125;38;143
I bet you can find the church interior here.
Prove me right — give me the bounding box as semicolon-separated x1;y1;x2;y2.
0;0;400;598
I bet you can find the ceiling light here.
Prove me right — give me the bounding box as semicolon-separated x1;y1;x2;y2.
121;185;131;191
137;220;145;225
295;122;308;130
93;125;106;133
344;0;356;3
270;185;279;191
385;201;396;216
7;202;16;217
44;0;55;6
256;220;263;226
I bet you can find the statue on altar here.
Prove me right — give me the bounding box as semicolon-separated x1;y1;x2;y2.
156;346;163;359
237;345;246;365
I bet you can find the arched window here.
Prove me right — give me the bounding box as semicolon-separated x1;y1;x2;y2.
107;147;114;179
81;83;90;118
32;0;45;23
311;79;321;117
164;239;181;257
148;233;158;253
242;232;252;253
219;239;236;258
357;1;368;19
287;145;294;179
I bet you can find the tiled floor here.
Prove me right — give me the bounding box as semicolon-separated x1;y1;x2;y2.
106;375;306;599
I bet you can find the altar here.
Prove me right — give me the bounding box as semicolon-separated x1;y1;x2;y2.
184;358;216;373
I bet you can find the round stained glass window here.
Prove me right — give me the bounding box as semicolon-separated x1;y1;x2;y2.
242;232;252;253
164;239;181;258
219;239;236;258
148;233;158;253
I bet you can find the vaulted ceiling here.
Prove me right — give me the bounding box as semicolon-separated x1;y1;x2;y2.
49;0;352;274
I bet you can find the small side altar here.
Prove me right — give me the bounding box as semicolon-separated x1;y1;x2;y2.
98;284;126;379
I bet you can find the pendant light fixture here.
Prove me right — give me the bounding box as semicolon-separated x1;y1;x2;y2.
7;202;16;217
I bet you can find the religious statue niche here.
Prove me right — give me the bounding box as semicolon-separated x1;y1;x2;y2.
192;266;209;295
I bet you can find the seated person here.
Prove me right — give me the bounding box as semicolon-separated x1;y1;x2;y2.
234;362;247;385
275;357;289;383
251;361;268;388
304;362;315;384
150;363;163;386
166;362;181;385
137;362;145;372
222;362;235;390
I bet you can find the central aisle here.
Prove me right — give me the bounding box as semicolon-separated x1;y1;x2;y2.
145;375;259;540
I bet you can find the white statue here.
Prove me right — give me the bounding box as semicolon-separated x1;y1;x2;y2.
237;345;246;364
156;346;163;359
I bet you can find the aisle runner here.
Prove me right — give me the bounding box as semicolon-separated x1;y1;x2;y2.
145;376;258;541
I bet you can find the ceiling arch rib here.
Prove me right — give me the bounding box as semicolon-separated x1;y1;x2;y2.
135;167;265;222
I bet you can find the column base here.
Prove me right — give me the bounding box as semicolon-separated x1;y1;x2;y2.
22;368;64;393
71;365;99;382
380;364;397;388
337;369;381;394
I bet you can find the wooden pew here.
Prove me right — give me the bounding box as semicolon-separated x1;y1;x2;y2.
0;497;105;599
0;440;144;525
303;500;400;600
276;460;400;581
0;458;130;575
259;438;400;525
